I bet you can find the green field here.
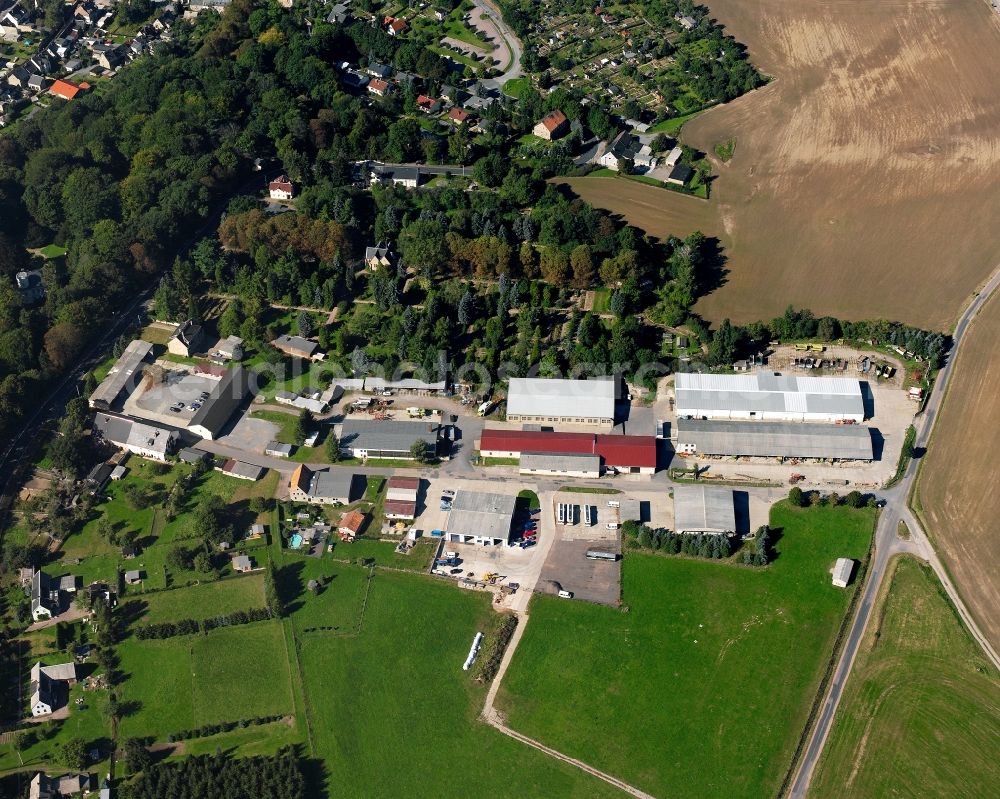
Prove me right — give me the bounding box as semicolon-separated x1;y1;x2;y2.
132;574;266;624
119;621;294;738
809;556;1000;798
293;567;621;797
497;502;875;798
327;538;438;571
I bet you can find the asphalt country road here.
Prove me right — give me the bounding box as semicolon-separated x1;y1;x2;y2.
474;0;523;92
789;266;1000;798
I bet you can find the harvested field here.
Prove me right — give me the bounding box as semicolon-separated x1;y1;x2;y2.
914;288;1000;652
564;1;1000;330
555;176;723;241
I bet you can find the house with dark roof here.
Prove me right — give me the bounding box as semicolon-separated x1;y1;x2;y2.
93;413;179;460
15;269;44;304
366;61;393;79
288;464;361;505
167;320;205;357
364;242;395;270
339;419;440;460
326;3;350;24
665;162;694;186
271;334;323;361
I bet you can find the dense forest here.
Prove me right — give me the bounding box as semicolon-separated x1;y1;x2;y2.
122;748;305;799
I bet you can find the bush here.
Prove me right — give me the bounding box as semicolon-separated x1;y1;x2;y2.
788;486;806;507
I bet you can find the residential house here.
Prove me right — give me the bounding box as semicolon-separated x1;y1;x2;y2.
231;554;253;573
326;3;350;24
216;335;244;361
338;510;367;542
167;319;204;356
29;773;56;799
415;94;440;113
15;269;44;304
96;46;125;70
386;17;406;36
675;13;697;30
26;74;46;92
369;164;421;188
49;79;86;100
247;523;266;540
447;107;471;125
364;242;395;270
271;334;324;360
6;65;30;88
599;130;658;172
288;464;361;505
268;174;294;200
30;570;60;621
366;61;393;79
29;661;77;717
533;109;570;140
340;70;369;90
92;413;179;461
367;77;392;97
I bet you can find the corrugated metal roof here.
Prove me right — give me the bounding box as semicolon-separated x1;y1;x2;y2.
447;491;516;541
341;419;439;452
519;452;601;472
675;372;864;417
479;429;656;469
677;419;874;460
89;340;153;408
507;377;616;419
673;485;736;534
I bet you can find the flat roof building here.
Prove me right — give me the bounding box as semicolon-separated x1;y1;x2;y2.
675;372;865;423
187;366;252;440
676;419;874;461
673;485;736;535
445;490;516;546
519;452;602;479
89;340;154;410
506;377;616;427
340;419;439;460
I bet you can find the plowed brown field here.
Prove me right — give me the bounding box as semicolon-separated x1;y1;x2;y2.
565;0;1000;330
915;289;1000;652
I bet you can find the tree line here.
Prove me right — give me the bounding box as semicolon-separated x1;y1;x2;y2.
132;607;273;640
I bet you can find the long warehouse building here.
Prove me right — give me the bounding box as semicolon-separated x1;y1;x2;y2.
676;419;874;461
675;372;865;423
505;377;617;427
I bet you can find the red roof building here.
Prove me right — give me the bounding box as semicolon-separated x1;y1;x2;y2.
416;94;440;112
387;18;406;35
338;510;367;541
448;107;471;124
478;429;657;474
268;175;295;199
49;79;85;100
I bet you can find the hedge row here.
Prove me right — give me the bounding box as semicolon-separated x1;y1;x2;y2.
166;715;286;743
134;608;272;640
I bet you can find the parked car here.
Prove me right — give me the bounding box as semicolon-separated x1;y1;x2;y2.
519;539;536;549
557;590;573;599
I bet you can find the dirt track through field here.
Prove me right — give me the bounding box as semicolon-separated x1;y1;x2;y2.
565;0;1000;330
916;288;1000;653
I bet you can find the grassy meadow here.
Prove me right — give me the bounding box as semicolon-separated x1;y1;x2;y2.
497;502;875;799
809;556;1000;798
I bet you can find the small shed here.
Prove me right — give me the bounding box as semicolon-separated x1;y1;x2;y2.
124;570;143;585
232;555;253;573
832;558;855;588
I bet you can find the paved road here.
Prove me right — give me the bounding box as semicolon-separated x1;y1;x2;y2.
789;266;1000;797
474;0;523;92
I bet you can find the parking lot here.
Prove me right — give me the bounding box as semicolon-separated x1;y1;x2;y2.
123;364;219;427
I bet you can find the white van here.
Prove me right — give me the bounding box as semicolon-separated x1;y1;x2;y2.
557;590;573;599
607;500;620;508
445;551;459;559
606;522;619;530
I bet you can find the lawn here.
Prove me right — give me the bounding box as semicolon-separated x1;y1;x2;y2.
250;409;300;445
294;568;622;798
503;76;532;98
118;620;294;739
497;502;875;799
131;574;266;624
39;243;68;259
647;109;705;135
327;538;437;571
809;556;1000;798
